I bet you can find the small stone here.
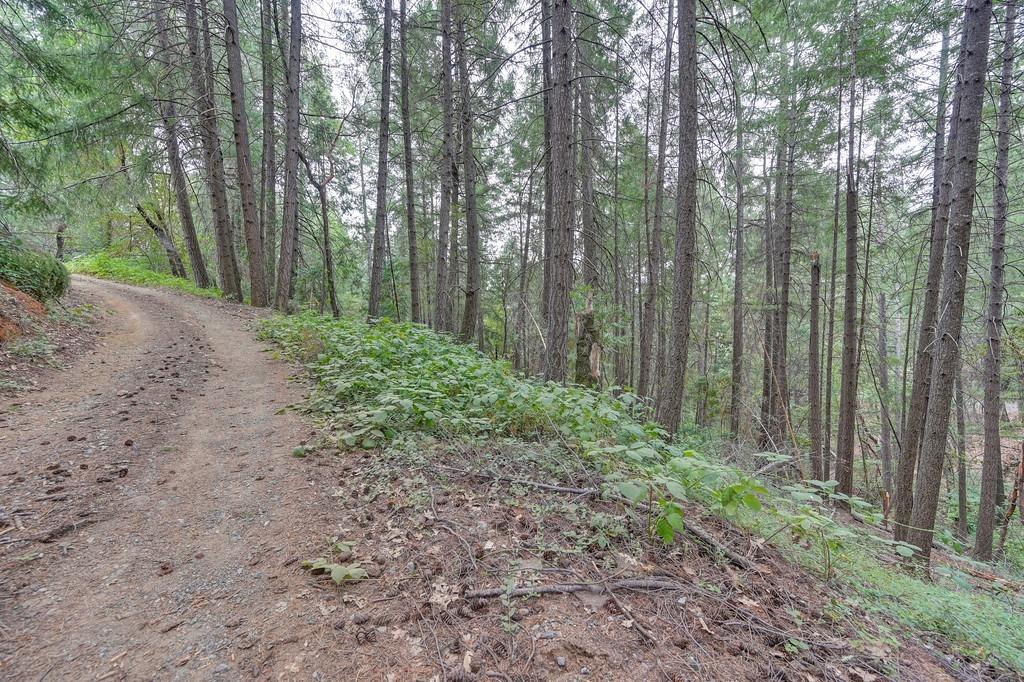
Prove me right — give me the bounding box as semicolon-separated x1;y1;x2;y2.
580;667;591;675
555;656;566;668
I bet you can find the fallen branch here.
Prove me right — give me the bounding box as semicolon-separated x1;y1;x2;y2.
33;515;97;543
465;577;682;600
593;565;658;645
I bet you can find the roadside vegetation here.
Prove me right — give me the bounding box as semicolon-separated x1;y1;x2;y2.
68;252;220;299
0;238;69;301
261;312;1024;674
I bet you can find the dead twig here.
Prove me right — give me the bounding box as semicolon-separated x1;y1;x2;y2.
465;577;682;600
591;563;658;645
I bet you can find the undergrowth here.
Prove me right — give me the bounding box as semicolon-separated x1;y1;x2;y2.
68;252;220;298
260;312;1024;673
0;237;69;301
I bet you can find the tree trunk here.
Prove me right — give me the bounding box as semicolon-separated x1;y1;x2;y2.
730;85;745;441
259;0;277;292
906;0;993;565
574;38;600;387
185;0;241;301
824;73;843;482
434;0;455;332
457;7;480;345
515;175;533;370
223;0;268;306
154;2;211;289
273;0;302;310
399;0;421;324
809;253;823;480
976;0;1015;561
956;369;969;541
540;0;554;327
654;0;697;432
542;0;574;382
136;204;187;279
304;164;340;319
893;19;958;541
835;14;860;501
638;0;673;399
54;223;66;261
368;0;393;319
877;292;894;494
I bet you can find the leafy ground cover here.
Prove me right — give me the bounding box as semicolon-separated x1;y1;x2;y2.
67;252;220;299
0;238;69;301
260;312;1024;678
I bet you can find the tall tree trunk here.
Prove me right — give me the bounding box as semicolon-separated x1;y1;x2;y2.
769;101;796;448
574;39;600;386
515;175;533;369
457;7;481;344
542;0;574;382
399;0;421;323
273;0;302;310
760;158;777;447
223;0;268;306
259;0;277;292
654;0;697;432
612;95;627;387
136;204;187;279
835;14;860;500
893;19;958;540
638;0;673;399
809;253;823;479
976;0;1015;561
185;0;241;301
434;0;455;331
730;85;745;441
906;0;993;565
539;0;554;326
155;2;211;289
824;73;843;482
877;291;893;493
368;0;394;319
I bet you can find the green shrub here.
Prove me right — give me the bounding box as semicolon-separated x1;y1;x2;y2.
261;312;1024;673
0;237;69;300
67;252;220;298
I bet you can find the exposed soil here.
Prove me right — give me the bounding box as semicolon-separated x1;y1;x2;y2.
0;277;1005;681
1;276;332;680
0;280;101;393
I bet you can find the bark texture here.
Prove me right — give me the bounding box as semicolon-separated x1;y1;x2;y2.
976;0;1015;560
907;0;993;564
223;0;268;306
368;0;394;319
654;0;698;432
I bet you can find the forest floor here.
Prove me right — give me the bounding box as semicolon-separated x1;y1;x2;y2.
0;277;1011;681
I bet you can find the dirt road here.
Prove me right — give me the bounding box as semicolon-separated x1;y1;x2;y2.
0;277;334;680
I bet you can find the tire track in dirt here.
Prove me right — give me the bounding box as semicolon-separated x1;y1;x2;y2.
1;276;335;680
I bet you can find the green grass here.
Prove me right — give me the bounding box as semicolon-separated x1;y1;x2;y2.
259;312;1024;674
68;252;220;298
0;237;69;301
